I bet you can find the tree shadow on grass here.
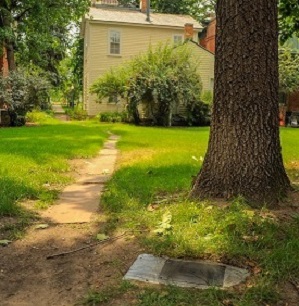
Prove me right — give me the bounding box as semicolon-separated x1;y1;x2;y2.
102;163;197;213
0;176;40;217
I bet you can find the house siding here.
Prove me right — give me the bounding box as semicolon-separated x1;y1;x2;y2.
84;21;213;116
188;43;215;93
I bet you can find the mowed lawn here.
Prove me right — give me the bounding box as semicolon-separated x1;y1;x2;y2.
1;119;299;305
103;124;299;214
0;117;111;216
99;124;299;306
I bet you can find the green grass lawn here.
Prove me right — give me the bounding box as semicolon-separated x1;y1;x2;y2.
0;115;111;216
96;125;299;306
1;118;299;305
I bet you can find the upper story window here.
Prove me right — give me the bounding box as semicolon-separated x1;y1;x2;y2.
109;30;121;55
173;34;184;45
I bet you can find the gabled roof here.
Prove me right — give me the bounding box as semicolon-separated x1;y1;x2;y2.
86;7;203;30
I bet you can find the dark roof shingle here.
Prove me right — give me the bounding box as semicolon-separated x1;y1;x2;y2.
87;7;203;29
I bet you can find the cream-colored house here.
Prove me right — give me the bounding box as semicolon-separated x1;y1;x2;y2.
81;0;215;116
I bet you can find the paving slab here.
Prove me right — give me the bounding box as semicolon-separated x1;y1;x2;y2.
124;254;249;289
52;103;65;114
41;136;119;224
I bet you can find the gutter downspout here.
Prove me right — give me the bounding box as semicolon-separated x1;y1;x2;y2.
146;0;150;22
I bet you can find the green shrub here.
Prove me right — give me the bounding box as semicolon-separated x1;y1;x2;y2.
65;107;88;120
98;111;128;123
0;69;51;126
91;43;202;127
26;110;53;124
186;100;211;126
279;47;299;93
200;90;213;105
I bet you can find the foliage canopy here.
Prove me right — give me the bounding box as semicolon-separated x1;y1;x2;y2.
279;48;299;93
0;0;89;79
279;0;299;42
0;69;51;117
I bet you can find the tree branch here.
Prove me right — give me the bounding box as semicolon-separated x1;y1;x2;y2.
15;7;32;22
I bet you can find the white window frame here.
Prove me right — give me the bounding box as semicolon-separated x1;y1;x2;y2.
173;34;184;45
108;29;121;55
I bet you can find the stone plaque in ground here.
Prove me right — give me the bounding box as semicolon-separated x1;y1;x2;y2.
124;254;249;289
160;259;226;287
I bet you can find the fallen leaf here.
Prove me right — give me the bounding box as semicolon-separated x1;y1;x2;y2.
147;204;159;212
0;240;12;246
160;223;172;229
242;235;259;242
96;233;109;241
35;224;49;229
159;291;169;298
153;228;164;235
162;211;172;223
243;210;255;218
253;266;262;275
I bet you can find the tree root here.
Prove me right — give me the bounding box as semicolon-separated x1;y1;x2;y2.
46;230;149;260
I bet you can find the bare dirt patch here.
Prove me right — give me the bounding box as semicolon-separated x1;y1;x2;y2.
0;222;144;306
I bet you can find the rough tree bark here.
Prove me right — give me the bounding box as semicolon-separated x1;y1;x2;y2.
0;0;16;71
190;0;291;206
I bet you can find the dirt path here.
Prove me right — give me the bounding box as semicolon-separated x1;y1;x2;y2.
0;222;142;306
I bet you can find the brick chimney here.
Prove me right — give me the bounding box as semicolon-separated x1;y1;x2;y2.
184;23;194;40
140;0;147;13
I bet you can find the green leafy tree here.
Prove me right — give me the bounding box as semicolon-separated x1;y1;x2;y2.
0;68;51;125
91;43;205;126
279;0;299;42
151;0;299;41
151;0;215;21
0;0;90;77
279;48;299;93
52;36;84;106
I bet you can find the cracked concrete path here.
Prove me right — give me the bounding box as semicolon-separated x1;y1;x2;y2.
41;135;119;224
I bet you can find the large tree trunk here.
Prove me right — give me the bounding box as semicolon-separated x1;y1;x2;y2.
0;0;16;71
190;0;291;206
5;43;16;71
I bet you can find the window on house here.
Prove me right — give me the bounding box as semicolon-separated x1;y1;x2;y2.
109;30;121;55
173;34;184;45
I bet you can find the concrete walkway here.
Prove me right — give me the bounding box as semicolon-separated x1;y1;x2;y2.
52;103;69;121
41;135;119;224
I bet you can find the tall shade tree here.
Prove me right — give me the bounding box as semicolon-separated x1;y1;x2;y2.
279;0;299;42
151;0;215;21
0;0;89;77
190;0;291;206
